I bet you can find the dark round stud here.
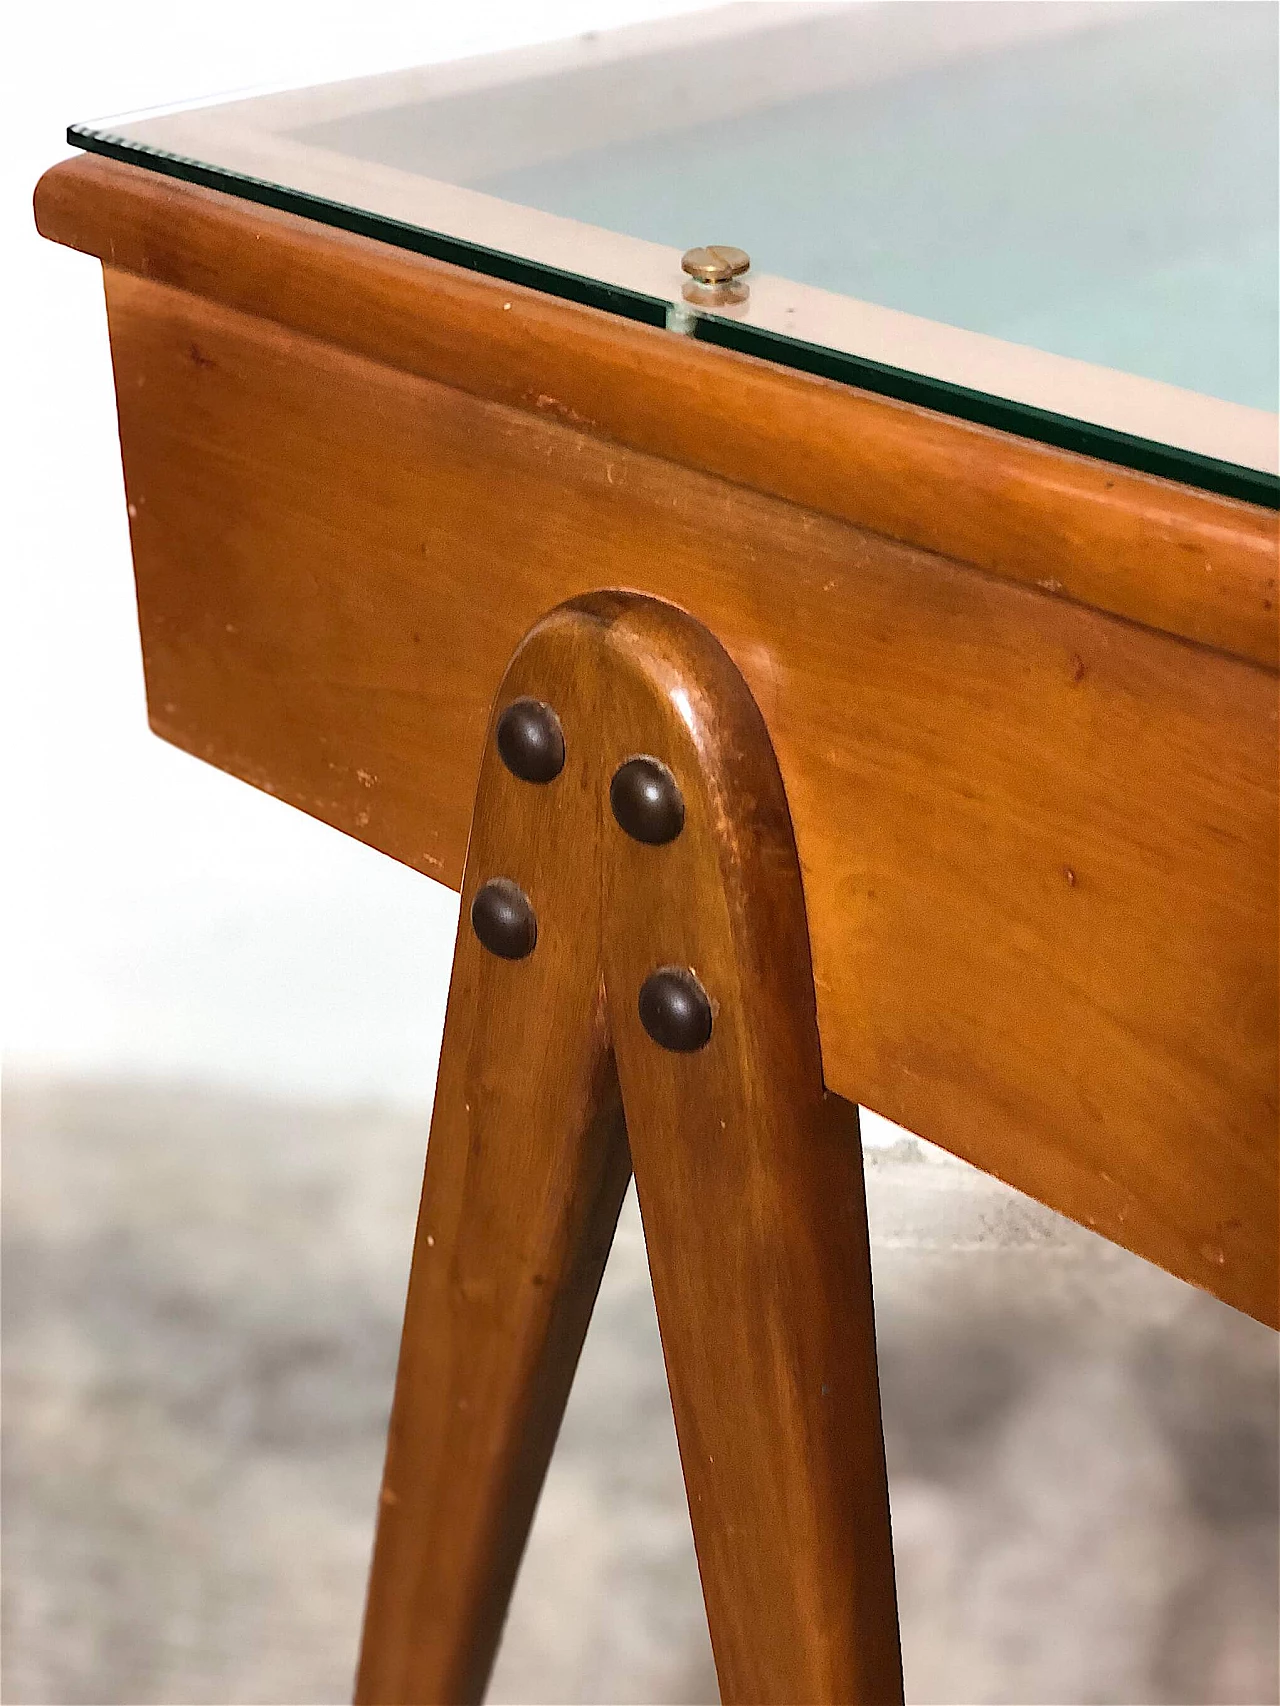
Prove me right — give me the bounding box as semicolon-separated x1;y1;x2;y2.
496;698;565;784
638;967;713;1053
610;756;685;845
471;878;537;960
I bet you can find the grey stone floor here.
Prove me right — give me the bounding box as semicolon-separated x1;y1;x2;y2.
3;1076;1276;1705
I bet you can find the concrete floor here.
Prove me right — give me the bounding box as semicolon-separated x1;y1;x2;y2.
3;1075;1277;1705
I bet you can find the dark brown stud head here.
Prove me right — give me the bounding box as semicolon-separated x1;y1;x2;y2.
610;756;685;845
471;878;537;960
638;967;712;1052
496;697;565;784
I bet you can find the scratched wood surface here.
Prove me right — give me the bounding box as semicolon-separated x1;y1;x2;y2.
33;158;1280;1326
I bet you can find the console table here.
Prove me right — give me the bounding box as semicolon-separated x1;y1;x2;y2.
35;6;1279;1701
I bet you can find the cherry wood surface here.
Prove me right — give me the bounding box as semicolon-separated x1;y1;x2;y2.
596;596;901;1705
358;593;901;1705
32;158;1279;1326
355;606;631;1704
35;155;1279;666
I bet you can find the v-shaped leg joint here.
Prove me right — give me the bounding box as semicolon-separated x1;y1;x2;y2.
355;592;902;1706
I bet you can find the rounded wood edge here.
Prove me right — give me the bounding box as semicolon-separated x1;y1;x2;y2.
36;151;1279;668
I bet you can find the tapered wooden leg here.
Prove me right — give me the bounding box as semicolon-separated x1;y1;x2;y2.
356;593;901;1706
353;620;631;1706
596;597;902;1704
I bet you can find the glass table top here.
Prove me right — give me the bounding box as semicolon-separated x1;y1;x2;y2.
71;1;1279;505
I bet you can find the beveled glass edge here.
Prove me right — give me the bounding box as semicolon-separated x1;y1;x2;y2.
67;126;671;326
69;124;1280;512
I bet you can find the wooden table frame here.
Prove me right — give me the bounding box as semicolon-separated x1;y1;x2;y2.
36;149;1279;1703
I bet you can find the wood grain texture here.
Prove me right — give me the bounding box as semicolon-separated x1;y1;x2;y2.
355;616;630;1704
593;595;901;1703
35;154;1279;666
89;267;1278;1326
358;592;901;1704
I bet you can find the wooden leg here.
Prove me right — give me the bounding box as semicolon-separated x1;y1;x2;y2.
353;607;631;1705
598;596;903;1704
355;593;902;1706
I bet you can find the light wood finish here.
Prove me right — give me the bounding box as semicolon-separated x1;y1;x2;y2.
35;156;1279;666
358;593;901;1705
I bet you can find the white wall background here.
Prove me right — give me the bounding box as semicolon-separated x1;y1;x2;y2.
2;0;726;1104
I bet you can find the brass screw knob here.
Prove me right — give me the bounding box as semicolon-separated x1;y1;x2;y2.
681;245;751;286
